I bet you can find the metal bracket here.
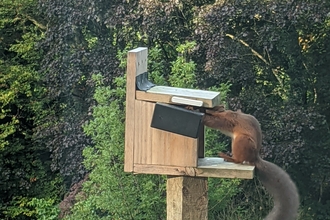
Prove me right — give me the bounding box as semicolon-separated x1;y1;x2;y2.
136;72;155;91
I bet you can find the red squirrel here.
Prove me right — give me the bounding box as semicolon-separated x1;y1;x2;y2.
202;105;299;220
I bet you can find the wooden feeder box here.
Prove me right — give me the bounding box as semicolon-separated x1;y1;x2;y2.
124;47;254;179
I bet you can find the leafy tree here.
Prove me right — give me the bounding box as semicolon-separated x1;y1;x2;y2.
0;0;63;219
36;0;210;189
36;0;137;188
195;0;330;218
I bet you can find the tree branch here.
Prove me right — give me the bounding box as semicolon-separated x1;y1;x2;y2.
225;33;284;88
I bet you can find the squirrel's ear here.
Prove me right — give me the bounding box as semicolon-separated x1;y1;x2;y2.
236;109;242;113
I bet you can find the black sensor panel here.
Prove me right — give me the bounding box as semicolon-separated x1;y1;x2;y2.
151;103;204;138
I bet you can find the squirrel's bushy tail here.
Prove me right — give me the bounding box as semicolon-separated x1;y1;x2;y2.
255;158;299;220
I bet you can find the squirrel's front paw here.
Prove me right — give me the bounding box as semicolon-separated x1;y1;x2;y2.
218;152;227;158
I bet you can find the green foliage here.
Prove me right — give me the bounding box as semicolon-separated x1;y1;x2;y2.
148;46;168;86
4;197;59;220
28;198;59;220
169;41;197;88
66;74;166;219
0;12;44;149
205;124;246;219
36;0;142;187
208;179;248;220
0;0;64;218
2;174;64;219
4;197;35;219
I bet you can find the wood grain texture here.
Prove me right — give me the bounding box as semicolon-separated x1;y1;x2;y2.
134;158;255;179
133;100;198;167
167;176;208;220
124;47;148;172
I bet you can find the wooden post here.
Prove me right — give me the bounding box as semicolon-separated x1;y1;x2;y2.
124;47;148;172
167;176;208;220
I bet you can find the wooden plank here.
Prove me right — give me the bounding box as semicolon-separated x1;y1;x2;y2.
136;86;221;107
133;99;143;164
197;158;254;179
195;167;254;179
133;159;255;179
167;176;208;220
124;47;148;172
136;90;172;103
133;100;198;167
133;100;152;165
196;158;254;178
